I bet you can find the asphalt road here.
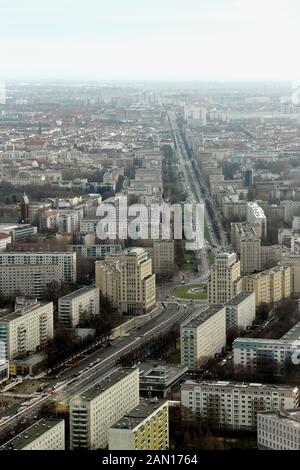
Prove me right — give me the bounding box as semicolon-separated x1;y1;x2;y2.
0;301;203;440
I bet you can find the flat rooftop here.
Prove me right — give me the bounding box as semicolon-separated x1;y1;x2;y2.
259;409;300;428
182;380;298;392
281;322;300;341
139;361;188;386
59;285;98;302
71;368;138;403
0;419;63;450
110;399;168;430
225;292;254;306
182;306;224;329
0;302;50;322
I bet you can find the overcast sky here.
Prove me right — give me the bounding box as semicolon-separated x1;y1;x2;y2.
1;0;299;80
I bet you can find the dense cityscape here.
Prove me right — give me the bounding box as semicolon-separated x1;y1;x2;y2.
0;81;300;453
1;0;300;461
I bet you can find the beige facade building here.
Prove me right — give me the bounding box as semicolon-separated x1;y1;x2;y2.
108;399;169;451
242;265;291;306
70;368;140;450
95;248;156;315
208;252;242;305
144;240;175;276
180;306;226;367
0;264;61;299
0;301;54;360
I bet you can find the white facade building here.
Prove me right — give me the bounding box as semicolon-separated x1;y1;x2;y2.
257;409;300;450
0;419;65;450
70;368;139;450
58;286;100;328
247;202;267;237
224;292;256;331
180;306;226;367
0;302;54;360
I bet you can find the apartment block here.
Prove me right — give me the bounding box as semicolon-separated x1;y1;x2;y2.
180;306;226;367
95;248;156;315
208;252;242;305
247;202;267;238
0;252;77;283
0;301;54;360
240;238;261;274
181;380;299;430
242;265;291;306
58;286;100;328
224;292;256;331
257;409;300;450
108;399;169;450
0;419;65;450
233;322;300;374
0;264;61;299
70;368;139;450
67;244;122;259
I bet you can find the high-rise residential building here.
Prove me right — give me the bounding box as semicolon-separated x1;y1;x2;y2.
181;381;299;430
0;264;61;299
108;399;169;450
247;202;267;238
0;419;65;450
70;368;140;450
224;292;256;331
0;252;77;283
58;286;100;328
95;248;156;315
240;237;261;275
207;252;242;305
242;265;291;306
257;409;300;450
0;301;54;360
180;306;226;367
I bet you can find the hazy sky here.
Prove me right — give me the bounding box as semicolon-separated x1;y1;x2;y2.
1;0;299;80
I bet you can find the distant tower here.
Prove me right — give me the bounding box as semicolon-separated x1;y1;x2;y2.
38;122;42;135
20;191;30;224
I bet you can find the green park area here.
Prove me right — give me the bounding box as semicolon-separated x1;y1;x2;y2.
172;283;207;300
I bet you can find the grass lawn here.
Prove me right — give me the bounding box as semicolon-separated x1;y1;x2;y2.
172;283;207;300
